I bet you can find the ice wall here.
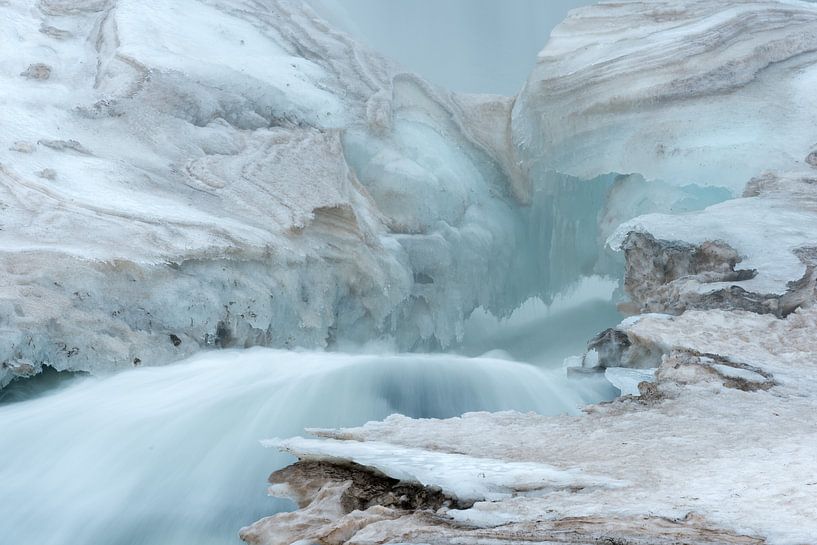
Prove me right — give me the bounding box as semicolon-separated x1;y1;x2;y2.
0;0;635;387
4;0;807;386
513;0;817;191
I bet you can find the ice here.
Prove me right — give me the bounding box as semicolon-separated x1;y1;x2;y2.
0;0;641;382
513;0;817;192
609;172;817;297
604;367;656;396
1;0;763;382
0;0;501;379
268;436;626;503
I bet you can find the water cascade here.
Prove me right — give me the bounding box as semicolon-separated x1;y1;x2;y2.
0;1;735;544
0;345;614;545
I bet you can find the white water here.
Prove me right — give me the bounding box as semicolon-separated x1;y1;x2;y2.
0;3;621;542
0;336;615;545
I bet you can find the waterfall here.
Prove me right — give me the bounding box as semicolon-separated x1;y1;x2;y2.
0;342;615;545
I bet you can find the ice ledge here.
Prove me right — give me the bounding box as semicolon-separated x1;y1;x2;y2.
607;172;817;316
265;436;626;504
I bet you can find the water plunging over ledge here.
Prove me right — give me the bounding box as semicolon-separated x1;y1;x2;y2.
0;282;618;545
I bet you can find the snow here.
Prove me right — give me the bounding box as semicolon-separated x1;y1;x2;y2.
514;0;817;192
267;436;626;503
114;0;347;126
266;307;817;543
609;173;817;296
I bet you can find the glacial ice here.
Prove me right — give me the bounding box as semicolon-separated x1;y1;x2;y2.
4;0;779;387
0;0;632;386
513;0;817;191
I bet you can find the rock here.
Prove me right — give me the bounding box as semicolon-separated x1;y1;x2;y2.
610;174;817;317
618;231;770;315
39;24;72;40
9;141;35;153
584;328;631;369
239;460;457;545
20;63;52;80
37;168;57;180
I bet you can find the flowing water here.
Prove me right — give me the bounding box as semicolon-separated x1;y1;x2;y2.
0;3;620;544
0;286;618;545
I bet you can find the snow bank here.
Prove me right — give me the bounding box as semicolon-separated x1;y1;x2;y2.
254;307;817;544
514;0;817;191
606;172;817;316
267;436;626;503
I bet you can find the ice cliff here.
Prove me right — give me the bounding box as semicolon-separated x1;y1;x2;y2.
0;0;612;386
7;0;807;386
249;1;817;543
514;0;817;191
